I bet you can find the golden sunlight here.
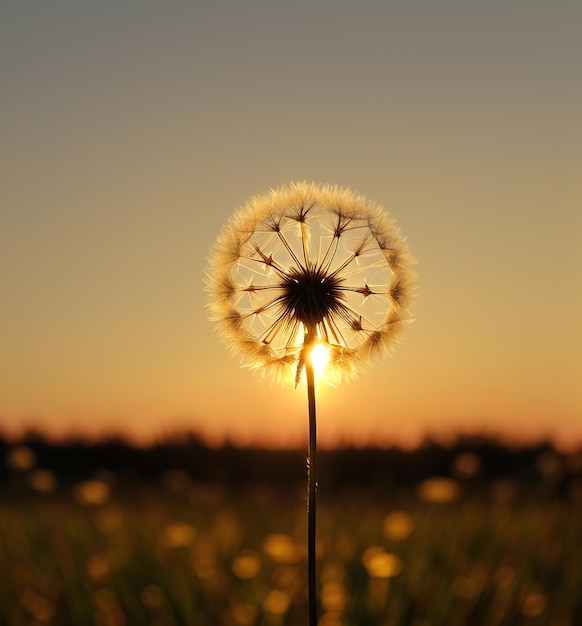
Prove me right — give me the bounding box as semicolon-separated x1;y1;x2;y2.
310;343;331;380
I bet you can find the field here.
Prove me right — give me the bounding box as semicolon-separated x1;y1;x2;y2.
1;442;581;626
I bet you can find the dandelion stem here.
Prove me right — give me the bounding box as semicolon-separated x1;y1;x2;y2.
305;331;318;626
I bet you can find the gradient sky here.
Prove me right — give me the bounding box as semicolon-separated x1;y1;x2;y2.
1;1;580;448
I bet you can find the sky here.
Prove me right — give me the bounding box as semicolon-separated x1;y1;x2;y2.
1;1;580;449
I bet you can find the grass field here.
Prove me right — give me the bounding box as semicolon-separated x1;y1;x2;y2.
1;447;581;626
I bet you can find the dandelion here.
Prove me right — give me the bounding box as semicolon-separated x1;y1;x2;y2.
207;181;415;385
207;181;416;625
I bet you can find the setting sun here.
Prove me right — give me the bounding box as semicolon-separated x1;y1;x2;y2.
310;343;331;380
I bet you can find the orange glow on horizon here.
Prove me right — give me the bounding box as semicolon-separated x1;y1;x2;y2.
0;3;579;453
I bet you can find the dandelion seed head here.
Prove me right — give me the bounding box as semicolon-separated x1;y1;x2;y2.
207;181;416;384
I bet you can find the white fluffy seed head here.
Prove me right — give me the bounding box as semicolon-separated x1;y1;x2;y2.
206;181;416;385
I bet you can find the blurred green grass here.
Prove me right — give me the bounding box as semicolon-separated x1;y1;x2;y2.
1;448;581;625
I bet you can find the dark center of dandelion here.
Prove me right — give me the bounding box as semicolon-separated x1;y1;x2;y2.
281;267;344;326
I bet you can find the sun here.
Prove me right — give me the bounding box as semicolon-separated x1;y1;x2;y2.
310;342;331;380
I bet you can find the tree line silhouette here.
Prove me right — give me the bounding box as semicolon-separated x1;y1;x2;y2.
1;431;577;493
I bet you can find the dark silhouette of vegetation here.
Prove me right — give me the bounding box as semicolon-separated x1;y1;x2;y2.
1;431;578;494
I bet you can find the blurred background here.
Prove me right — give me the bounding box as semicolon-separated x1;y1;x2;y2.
1;1;581;624
2;434;582;625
